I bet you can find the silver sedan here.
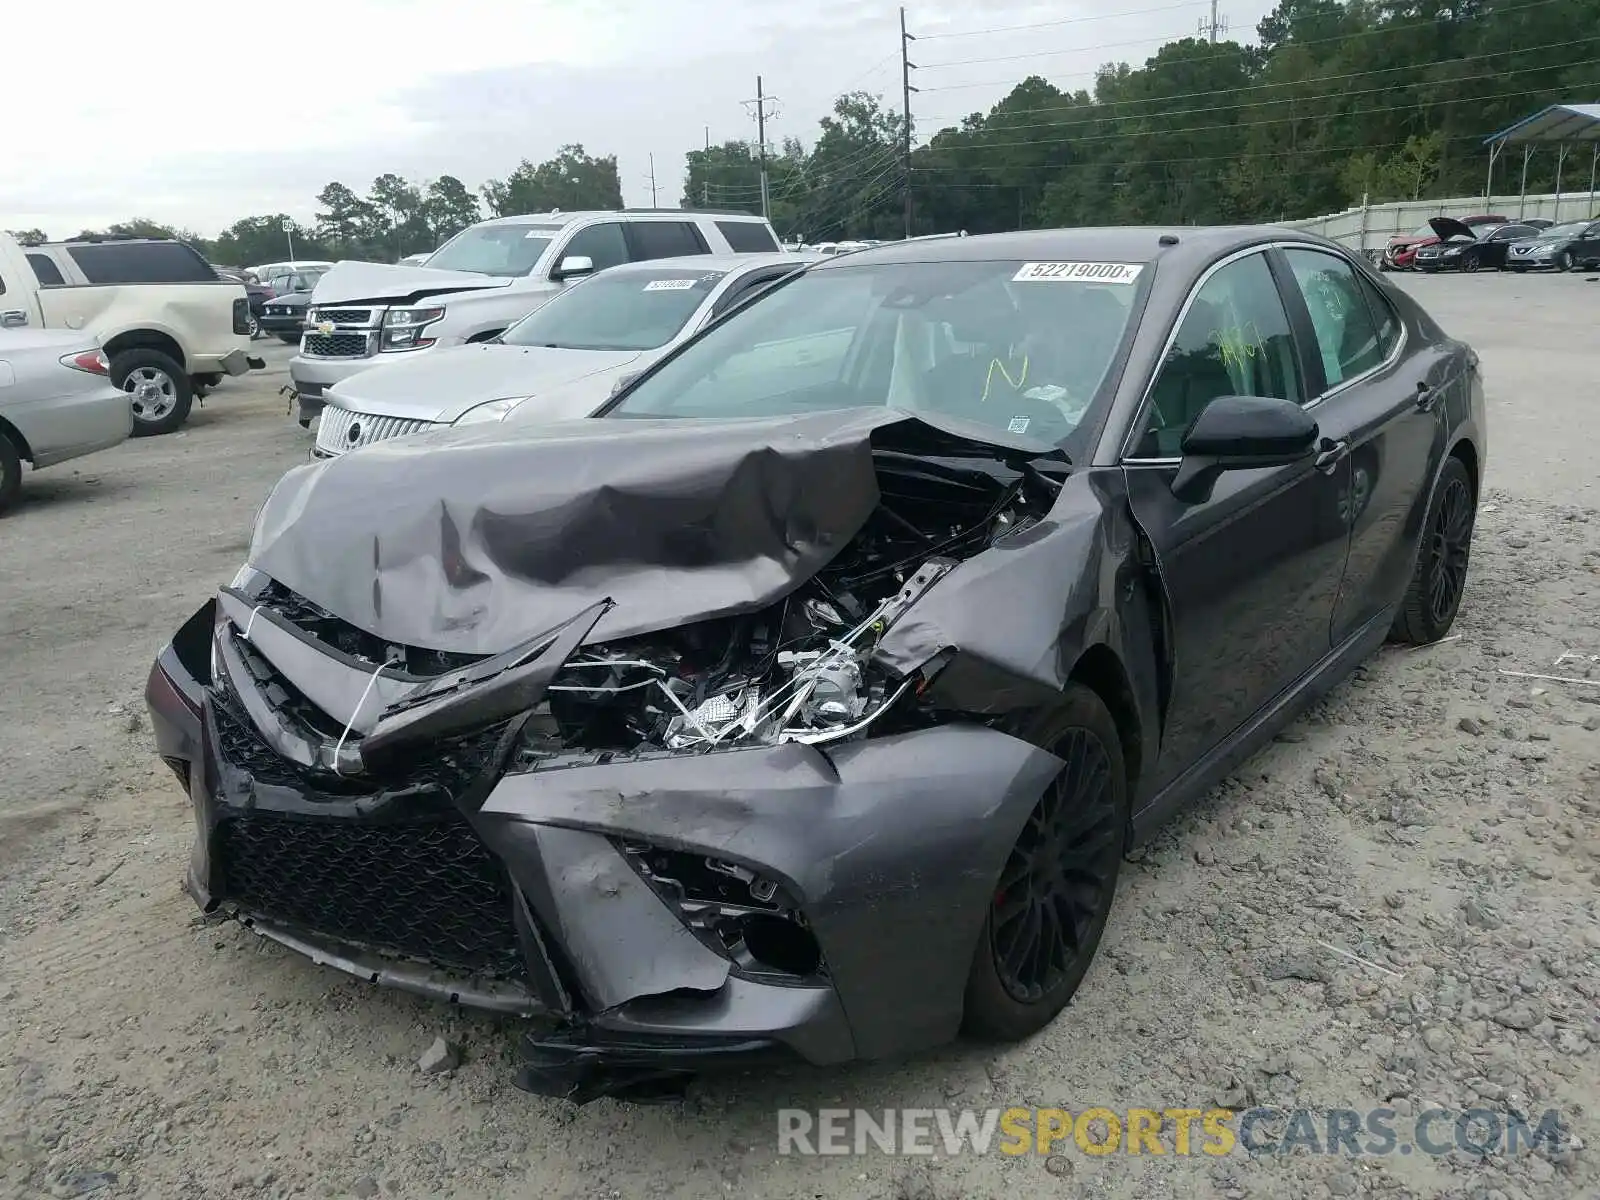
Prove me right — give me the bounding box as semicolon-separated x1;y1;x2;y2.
0;328;132;513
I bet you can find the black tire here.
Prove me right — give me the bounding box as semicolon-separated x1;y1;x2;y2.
112;349;193;437
1557;250;1575;272
1390;456;1475;646
278;334;300;345
962;684;1128;1042
247;314;261;339
1461;253;1481;273
0;431;22;514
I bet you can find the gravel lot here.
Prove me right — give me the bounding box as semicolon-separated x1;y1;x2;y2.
2;275;1597;1200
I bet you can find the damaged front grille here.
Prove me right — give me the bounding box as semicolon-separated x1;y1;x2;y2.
216;807;526;981
250;579;483;678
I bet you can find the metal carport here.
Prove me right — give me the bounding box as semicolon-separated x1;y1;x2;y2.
1483;103;1600;219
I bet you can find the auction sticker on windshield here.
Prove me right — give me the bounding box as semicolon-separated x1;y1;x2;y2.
1012;262;1144;284
643;278;699;291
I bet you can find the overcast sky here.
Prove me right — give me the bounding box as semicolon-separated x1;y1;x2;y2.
4;0;1277;239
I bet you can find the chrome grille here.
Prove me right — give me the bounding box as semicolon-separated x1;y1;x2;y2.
315;405;437;456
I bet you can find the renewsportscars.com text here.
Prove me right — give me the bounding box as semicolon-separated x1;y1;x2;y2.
777;1106;1572;1158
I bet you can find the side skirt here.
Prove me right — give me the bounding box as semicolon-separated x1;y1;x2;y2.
1128;604;1396;846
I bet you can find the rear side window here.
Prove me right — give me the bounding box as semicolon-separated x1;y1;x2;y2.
716;220;780;253
1356;274;1402;361
27;253;66;286
626;221;710;261
67;241;216;284
1282;249;1385;389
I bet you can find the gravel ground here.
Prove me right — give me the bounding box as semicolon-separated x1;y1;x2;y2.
2;276;1597;1200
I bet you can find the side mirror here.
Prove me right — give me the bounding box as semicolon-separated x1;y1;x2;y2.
1171;395;1318;502
553;255;595;281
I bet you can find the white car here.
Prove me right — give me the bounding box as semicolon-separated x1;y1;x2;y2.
0;328;131;513
313;252;817;457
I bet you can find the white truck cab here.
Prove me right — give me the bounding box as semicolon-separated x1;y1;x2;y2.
0;234;259;435
287;208;783;425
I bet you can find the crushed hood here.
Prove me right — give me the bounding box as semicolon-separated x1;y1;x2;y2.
246;407;1064;655
1428;217;1477;243
311;260;515;306
325;343;646;423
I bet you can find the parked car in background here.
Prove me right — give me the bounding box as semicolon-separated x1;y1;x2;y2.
215;268;278;338
1522;217;1555;229
259;269;330;346
1413;219;1542;272
1382;214;1507;270
288;208;785;425
148;226;1484;1100
312;252;816;452
0;327;131;513
1504;218;1600;271
4;233;261;436
249;259;334;281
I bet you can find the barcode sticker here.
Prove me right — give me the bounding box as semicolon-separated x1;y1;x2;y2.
1012;261;1143;284
643;278;697;291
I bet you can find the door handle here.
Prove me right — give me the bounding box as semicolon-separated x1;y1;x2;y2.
0;310;28;328
1314;438;1350;474
1414;381;1439;412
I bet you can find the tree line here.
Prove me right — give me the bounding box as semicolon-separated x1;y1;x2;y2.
7;144;624;267
11;0;1600;258
686;0;1600;239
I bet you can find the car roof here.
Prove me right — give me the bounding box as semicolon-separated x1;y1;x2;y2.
806;226;1319;271
475;210;777;230
599;252;820;277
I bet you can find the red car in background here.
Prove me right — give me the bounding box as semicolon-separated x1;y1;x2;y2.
1382;214;1508;270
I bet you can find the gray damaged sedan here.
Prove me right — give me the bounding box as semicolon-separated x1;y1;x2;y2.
311;253;815;457
146;227;1485;1102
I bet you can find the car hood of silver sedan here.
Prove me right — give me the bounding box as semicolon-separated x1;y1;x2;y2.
324;342;649;423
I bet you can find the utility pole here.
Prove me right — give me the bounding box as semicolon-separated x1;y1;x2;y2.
900;7;918;239
742;76;780;220
647;154;658;207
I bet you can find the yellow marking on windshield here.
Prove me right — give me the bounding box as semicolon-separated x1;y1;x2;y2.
982;355;1029;402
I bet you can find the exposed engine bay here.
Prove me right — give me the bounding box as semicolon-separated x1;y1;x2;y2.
239;445;1061;774
516;450;1056;760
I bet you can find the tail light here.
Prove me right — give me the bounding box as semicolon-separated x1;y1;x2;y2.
232;297;251;335
60;350;110;375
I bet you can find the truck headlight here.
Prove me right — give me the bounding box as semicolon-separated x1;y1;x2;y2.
453;396;527;425
381;306;445;351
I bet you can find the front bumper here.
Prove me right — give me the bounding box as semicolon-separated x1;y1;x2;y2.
145;598;1064;1099
288;353;379;395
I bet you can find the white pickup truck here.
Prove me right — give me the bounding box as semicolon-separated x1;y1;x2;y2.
287;208;785;426
0;233;262;435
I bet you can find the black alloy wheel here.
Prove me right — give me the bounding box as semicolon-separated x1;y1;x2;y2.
962;685;1128;1041
1557;249;1575;271
1461;253;1481;273
1391;455;1475;645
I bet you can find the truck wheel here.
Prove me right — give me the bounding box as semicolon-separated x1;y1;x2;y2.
113;349;193;437
0;432;22;514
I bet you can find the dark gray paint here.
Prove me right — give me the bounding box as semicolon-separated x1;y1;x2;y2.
144;224;1489;1096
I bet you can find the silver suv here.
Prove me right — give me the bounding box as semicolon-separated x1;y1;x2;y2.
287;209;785;426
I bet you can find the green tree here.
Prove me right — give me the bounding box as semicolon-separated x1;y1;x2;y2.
7;228;47;246
482;145;623;216
315;182;382;256
423;175;481;245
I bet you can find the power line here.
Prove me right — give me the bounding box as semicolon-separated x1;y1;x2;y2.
918;36;1600;126
912;57;1600;153
916;1;1211;40
915;0;1572;83
908;126;1531;178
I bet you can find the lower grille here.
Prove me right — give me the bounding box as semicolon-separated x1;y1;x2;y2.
216;808;525;980
315;404;437;455
303;332;372;358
